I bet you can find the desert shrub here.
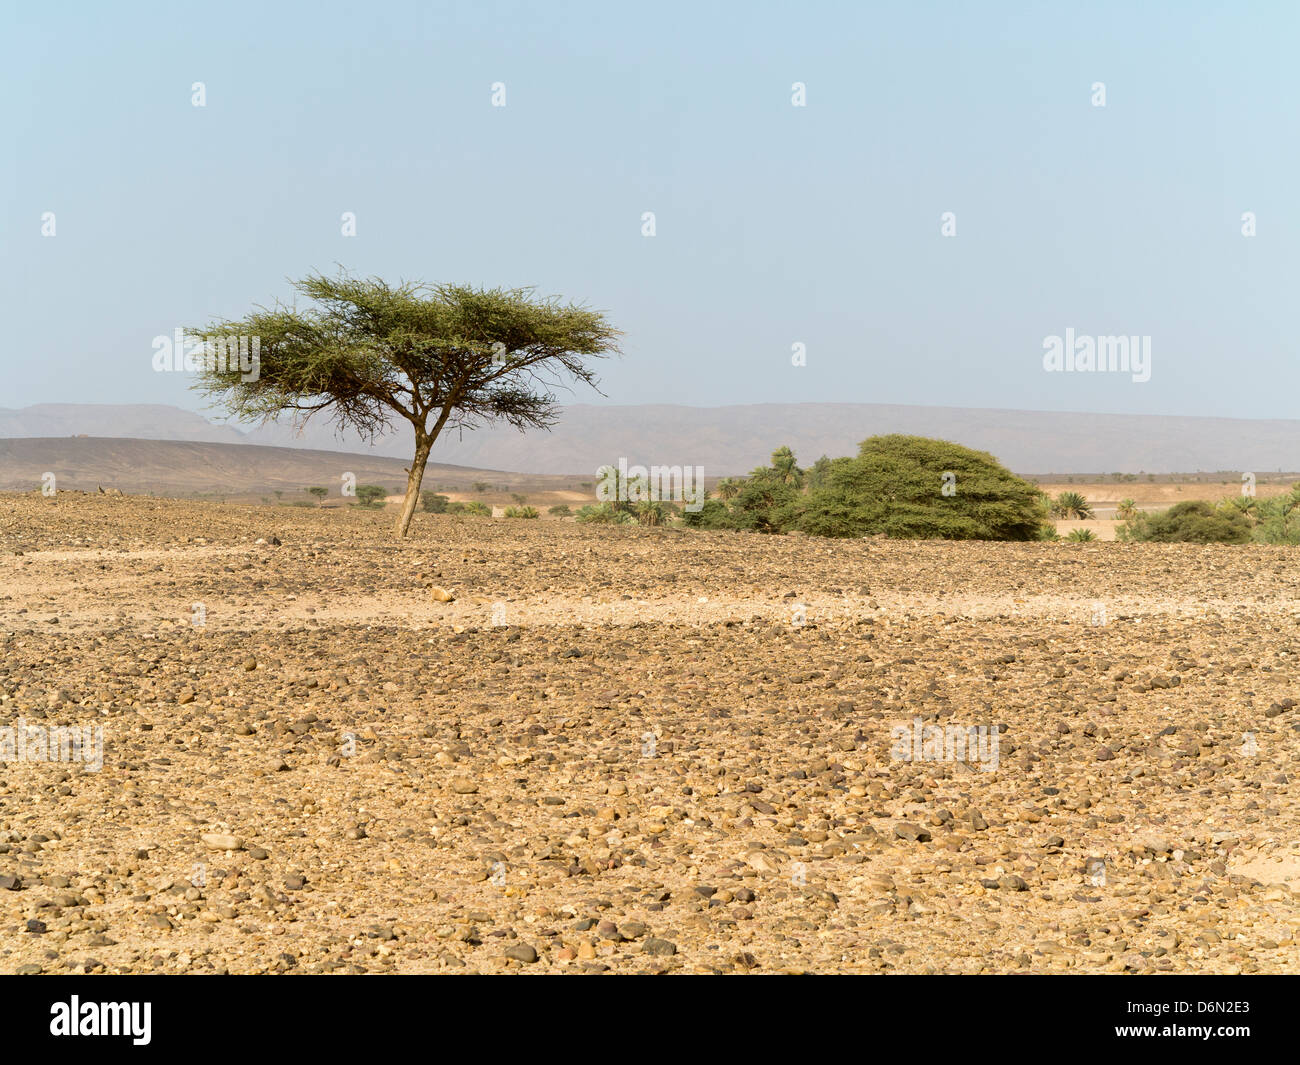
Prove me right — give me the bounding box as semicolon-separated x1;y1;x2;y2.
1066;527;1096;542
420;491;450;513
680;496;741;530
1116;498;1138;519
504;505;539;519
728;468;802;533
1252;486;1300;544
447;500;490;516
634;500;673;526
1051;491;1094;519
354;484;389;508
1127;500;1250;544
548;504;572;517
575;503;635;525
803;455;834;492
789;435;1050;540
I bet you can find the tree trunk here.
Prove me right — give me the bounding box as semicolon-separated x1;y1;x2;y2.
394;433;432;537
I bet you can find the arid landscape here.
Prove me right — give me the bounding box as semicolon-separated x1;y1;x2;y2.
2;491;1297;974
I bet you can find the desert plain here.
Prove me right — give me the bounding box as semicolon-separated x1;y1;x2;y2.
1;492;1298;974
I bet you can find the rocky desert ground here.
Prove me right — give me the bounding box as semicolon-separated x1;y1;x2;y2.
1;491;1298;975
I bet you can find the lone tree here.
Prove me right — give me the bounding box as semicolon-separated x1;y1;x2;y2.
193;272;620;536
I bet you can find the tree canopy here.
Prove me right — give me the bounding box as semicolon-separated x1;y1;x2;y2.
192;271;620;535
786;435;1050;540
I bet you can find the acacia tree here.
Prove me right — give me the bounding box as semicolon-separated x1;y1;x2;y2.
193;272;620;536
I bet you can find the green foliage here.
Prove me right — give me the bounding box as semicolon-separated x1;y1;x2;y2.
510;492;528;505
730;468;801;533
575;503;635;525
447;500;490;516
305;486;328;504
769;445;803;488
680;496;741;530
634;500;674;526
1252;485;1300;544
504;505;539;519
1066;527;1096;542
420;491;450;513
804;455;833;492
789;436;1049;540
354;484;388;508
1051;491;1094;519
547;503;572;517
191;270;619;536
1124;500;1251;543
1116;498;1137;519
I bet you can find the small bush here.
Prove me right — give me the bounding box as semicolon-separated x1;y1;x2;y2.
504;505;539;519
354;484;389;508
548;504;572;517
575;503;635;525
1051;491;1094;519
1126;500;1250;544
1066;527;1096;542
420;491;450;513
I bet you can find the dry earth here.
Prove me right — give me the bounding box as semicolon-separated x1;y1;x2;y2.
1;492;1298;974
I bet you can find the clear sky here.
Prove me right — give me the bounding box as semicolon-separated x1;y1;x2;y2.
3;0;1295;419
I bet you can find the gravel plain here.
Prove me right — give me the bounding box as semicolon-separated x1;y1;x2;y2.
1;492;1298;974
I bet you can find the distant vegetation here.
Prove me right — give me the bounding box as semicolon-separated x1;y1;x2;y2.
683;436;1052;541
504;505;539;519
353;484;389;508
1051;491;1094;519
420;491;450;513
1117;488;1300;544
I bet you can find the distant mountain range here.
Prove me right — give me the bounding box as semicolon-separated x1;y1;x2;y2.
0;437;581;498
2;402;1297;476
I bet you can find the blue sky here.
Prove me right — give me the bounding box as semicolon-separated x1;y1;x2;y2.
2;0;1295;419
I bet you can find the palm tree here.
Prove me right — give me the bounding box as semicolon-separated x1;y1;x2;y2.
635;500;667;526
717;477;742;501
1116;498;1137;520
1222;494;1258;520
1052;491;1094;519
770;446;803;488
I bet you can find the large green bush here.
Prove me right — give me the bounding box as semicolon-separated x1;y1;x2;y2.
788;435;1050;540
1123;500;1250;544
1252;487;1300;544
